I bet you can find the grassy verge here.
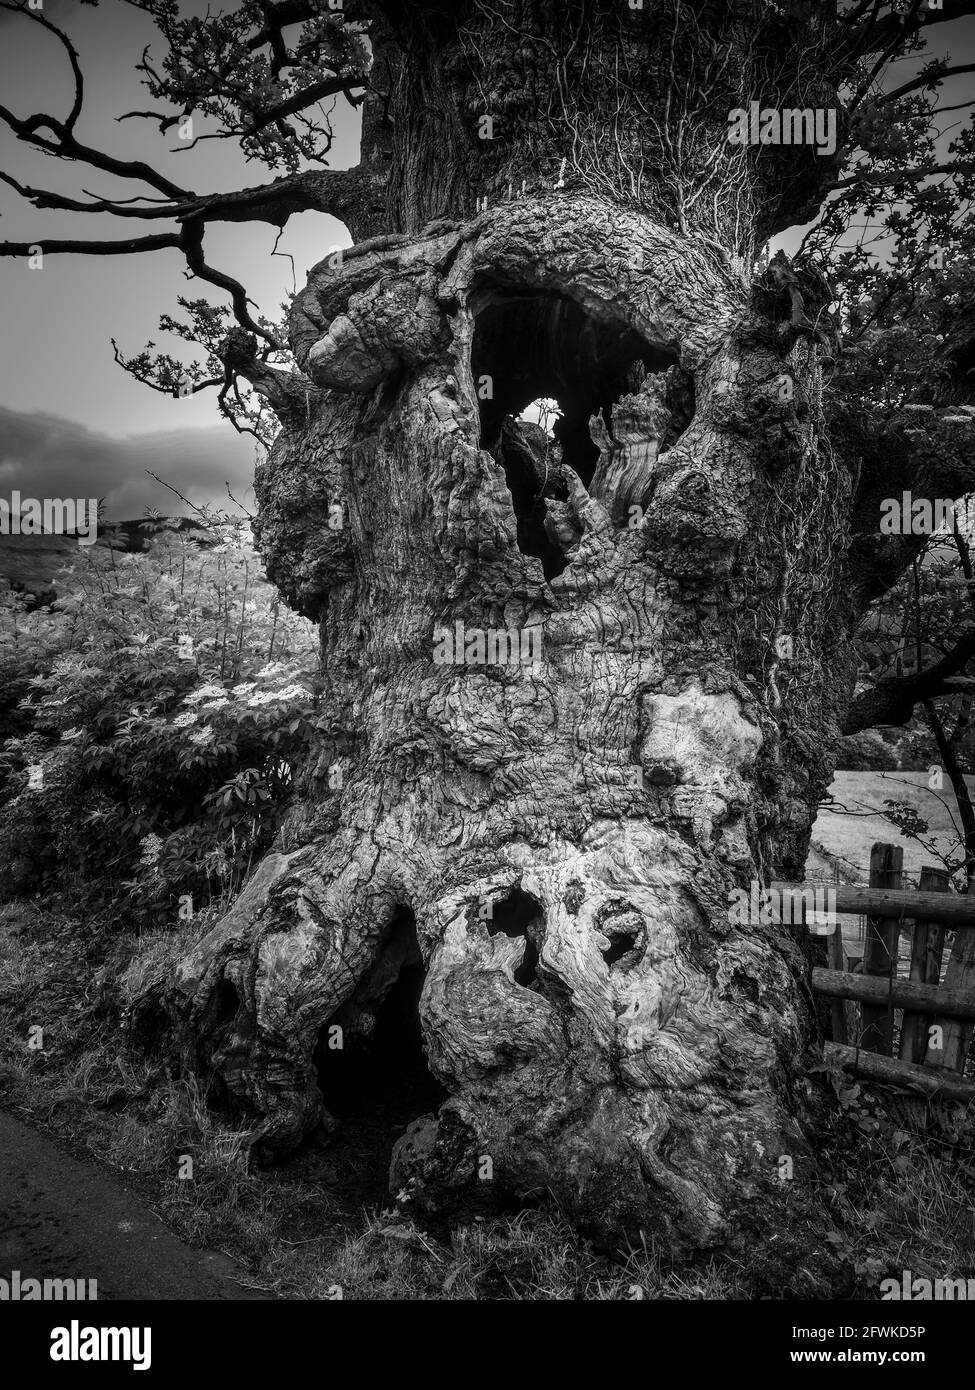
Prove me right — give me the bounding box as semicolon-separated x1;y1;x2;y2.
1;901;972;1299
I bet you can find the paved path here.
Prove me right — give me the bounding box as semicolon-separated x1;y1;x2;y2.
0;1108;269;1300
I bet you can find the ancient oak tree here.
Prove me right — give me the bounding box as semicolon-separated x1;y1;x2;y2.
4;0;975;1260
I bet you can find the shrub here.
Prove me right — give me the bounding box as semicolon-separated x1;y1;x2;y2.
0;518;321;927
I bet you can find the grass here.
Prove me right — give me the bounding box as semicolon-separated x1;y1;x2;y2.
1;900;974;1299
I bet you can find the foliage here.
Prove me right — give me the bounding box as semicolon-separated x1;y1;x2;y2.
0;518;320;927
126;0;371;171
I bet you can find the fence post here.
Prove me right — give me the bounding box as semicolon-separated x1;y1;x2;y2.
898;865;949;1064
826;871;848;1045
928;876;975;1074
859;842;904;1054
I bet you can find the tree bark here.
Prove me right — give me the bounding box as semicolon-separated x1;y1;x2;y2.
129;3;883;1263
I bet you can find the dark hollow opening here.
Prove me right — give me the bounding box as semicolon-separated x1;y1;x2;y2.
601;930;639;967
486;885;545;988
313;907;446;1203
213;978;239;1026
130;1001;169;1055
494;414;571;579
472;287;674;483
322;961;441;1112
597;903;646;972
195;980;244;1113
470;285;682;576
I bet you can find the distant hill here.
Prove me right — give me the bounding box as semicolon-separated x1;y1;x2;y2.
0;518;207;603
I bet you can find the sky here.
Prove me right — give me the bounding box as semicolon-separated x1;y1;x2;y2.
0;1;972;523
0;0;360;519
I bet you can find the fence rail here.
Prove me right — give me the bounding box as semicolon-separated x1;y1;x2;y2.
824;1042;975;1103
777;844;975;1101
811;968;975;1021
770;880;975;927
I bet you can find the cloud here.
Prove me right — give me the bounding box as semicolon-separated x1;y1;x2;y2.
0;404;258;522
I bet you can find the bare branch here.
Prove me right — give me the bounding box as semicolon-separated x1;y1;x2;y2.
177;221;281;349
0;3;189;200
116;108;185;135
0;166;384;243
844;630;975;733
933;96;975;115
0;0;84;132
0;96;191;200
219;327;313;419
0;169;176;219
0;232;181;256
828;161;975;193
877;62;975;106
242;74;366;138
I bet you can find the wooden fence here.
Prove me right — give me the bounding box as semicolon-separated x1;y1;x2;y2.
773;842;975;1104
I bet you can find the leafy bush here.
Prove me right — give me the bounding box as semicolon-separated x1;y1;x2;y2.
0;518;321;926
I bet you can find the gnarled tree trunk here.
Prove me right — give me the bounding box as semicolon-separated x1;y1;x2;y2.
130;1;870;1262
